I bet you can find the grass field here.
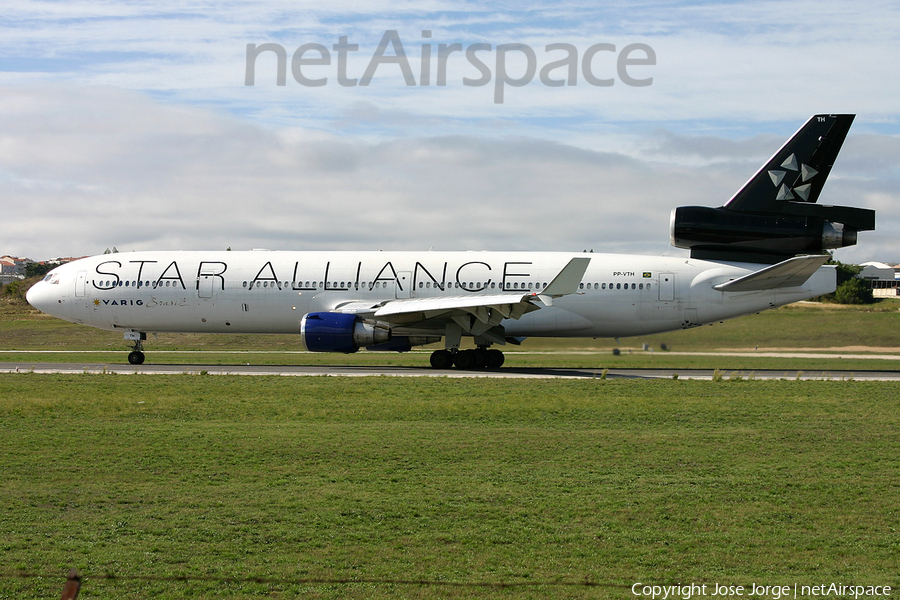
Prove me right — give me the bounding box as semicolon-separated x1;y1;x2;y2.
2;284;899;598
1;376;898;599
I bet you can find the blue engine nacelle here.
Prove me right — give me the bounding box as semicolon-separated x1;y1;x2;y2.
299;312;391;353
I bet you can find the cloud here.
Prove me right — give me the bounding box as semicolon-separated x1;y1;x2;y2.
2;2;899;263
3;84;894;265
2;0;899;134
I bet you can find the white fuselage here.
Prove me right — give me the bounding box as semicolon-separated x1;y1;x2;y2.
27;250;836;342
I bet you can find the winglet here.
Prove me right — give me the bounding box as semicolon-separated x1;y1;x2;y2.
536;257;591;305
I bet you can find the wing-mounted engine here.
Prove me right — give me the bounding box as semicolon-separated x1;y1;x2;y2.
670;114;875;263
299;312;391;353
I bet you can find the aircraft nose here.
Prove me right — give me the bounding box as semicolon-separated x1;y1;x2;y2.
26;280;56;314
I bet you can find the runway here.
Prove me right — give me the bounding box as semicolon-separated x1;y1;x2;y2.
2;361;900;380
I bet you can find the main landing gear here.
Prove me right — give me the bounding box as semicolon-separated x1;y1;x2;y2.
125;331;146;365
430;347;505;370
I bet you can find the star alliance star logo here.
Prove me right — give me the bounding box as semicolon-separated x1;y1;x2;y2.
768;153;818;201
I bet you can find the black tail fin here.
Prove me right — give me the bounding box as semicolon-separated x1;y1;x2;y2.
725;114;854;211
670;114;875;263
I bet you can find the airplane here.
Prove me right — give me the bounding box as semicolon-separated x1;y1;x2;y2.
26;114;875;369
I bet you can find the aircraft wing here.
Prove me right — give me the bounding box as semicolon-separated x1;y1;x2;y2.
373;293;537;319
713;254;831;292
331;257;590;338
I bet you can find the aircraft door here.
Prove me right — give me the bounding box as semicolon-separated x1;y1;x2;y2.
396;271;412;299
659;273;675;302
75;271;87;297
198;275;215;298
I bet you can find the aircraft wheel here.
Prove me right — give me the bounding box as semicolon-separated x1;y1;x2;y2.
429;350;454;369
454;350;476;370
128;351;145;365
486;349;505;369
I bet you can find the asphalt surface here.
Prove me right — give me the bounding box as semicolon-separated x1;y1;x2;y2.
2;361;899;380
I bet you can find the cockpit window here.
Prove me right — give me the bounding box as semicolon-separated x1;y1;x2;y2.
43;273;60;285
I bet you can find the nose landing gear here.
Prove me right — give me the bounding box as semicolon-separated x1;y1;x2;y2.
124;331;146;365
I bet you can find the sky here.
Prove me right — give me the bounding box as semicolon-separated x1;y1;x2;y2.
2;0;899;263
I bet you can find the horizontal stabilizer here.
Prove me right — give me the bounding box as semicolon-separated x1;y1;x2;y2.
713;254;831;292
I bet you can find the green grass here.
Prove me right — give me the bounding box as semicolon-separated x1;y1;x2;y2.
3;350;900;374
1;376;898;598
3;292;900;371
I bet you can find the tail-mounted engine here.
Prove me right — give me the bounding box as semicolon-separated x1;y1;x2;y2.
669;114;875;263
671;204;874;263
